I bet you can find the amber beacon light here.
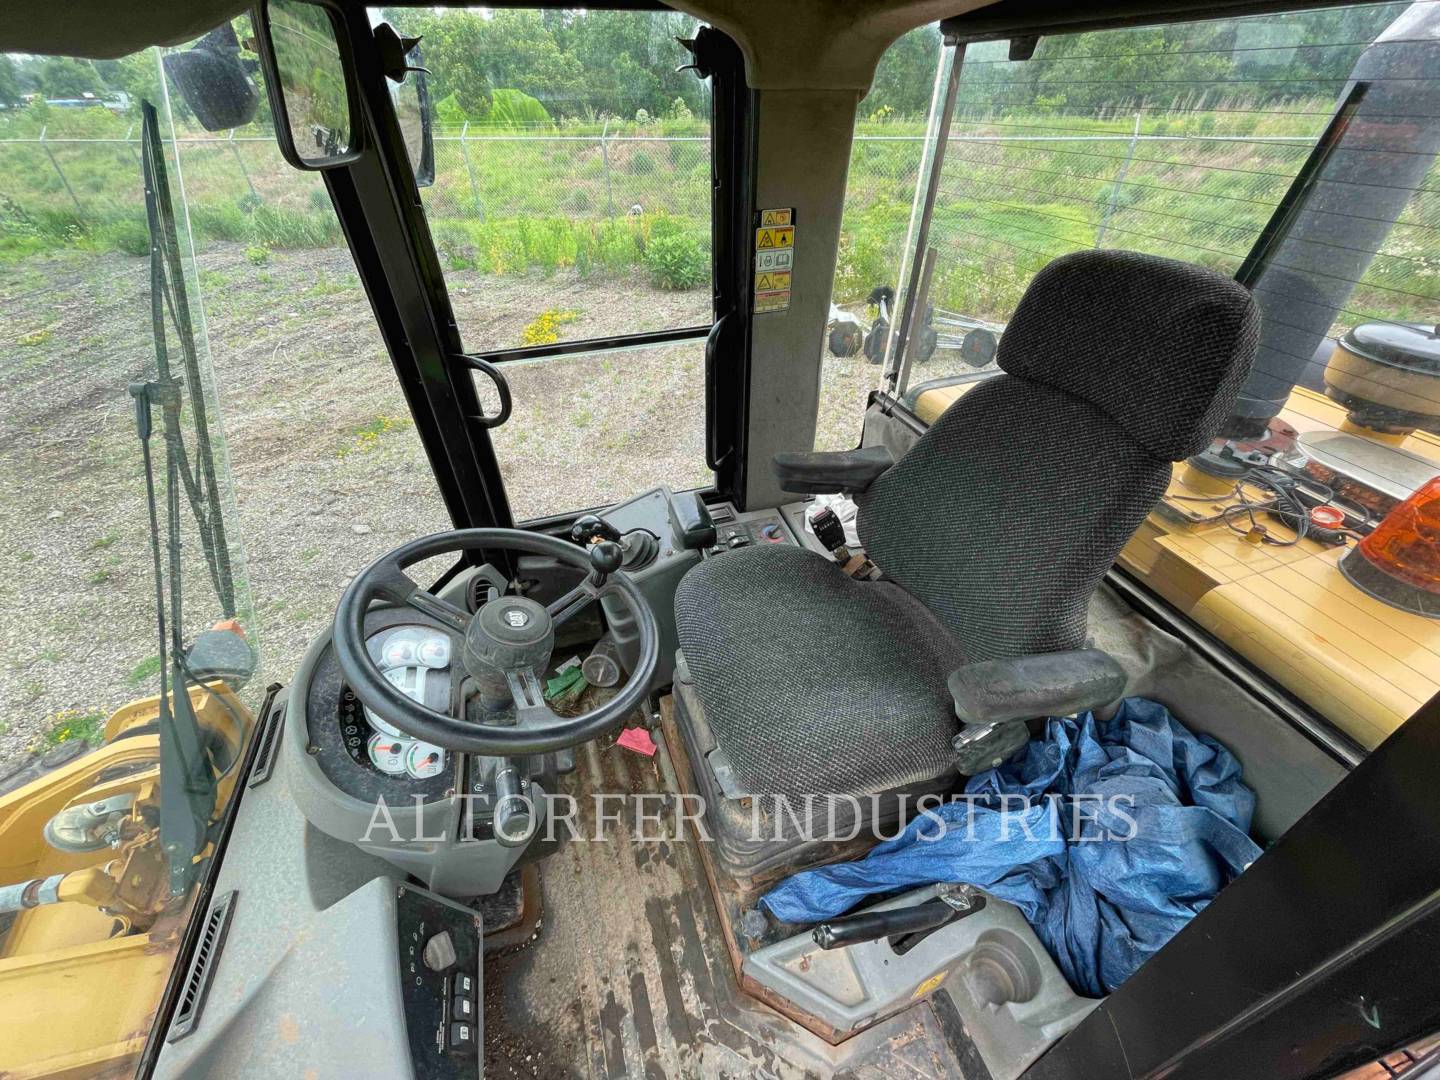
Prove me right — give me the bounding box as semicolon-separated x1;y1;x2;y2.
1340;475;1440;618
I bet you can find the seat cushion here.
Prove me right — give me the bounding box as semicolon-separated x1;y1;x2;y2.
674;545;965;799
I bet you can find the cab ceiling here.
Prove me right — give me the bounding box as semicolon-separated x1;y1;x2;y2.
0;0;990;92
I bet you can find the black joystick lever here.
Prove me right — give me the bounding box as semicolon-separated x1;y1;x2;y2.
571;514;622;545
588;540;623;583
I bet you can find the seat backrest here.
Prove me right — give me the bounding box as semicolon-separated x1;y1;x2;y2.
856;249;1259;663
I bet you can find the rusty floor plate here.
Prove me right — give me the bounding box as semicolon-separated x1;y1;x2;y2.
481;719;969;1079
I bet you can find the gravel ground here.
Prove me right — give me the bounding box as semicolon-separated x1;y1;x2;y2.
0;243;879;767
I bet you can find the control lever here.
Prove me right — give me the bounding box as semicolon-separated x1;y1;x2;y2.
492;761;535;848
812;886;985;951
809;506;850;560
571;514;623;545
587;540;623;584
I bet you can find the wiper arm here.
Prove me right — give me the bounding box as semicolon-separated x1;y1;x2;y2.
131;377;213;897
131;101;230;895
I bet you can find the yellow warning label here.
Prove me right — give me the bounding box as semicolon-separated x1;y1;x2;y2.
760;207;793;228
755;226;794;251
911;972;947;1000
754;291;790;313
754;270;792;292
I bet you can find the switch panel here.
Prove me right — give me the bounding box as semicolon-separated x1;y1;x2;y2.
704;503;797;557
397;883;482;1077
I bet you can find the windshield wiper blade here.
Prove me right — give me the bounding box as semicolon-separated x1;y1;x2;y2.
130;375;211;896
140;99;237;622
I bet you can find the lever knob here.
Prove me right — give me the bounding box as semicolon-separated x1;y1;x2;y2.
589;541;624;577
571;514;622;544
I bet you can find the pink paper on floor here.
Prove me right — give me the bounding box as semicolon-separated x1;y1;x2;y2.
616;726;657;757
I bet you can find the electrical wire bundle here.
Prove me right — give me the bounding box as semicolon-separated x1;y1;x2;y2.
1175;465;1369;547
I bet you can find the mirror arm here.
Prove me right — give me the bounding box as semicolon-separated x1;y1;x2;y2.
373;22;424;83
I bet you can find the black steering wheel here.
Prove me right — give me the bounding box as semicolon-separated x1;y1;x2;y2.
333;528;658;755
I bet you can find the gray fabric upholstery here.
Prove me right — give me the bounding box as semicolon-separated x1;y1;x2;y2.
675;250;1260;799
856;251;1257;664
673;545;964;798
858;378;1170;662
995;249;1259;460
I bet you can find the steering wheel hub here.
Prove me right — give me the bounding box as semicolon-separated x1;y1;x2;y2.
465;595;554;711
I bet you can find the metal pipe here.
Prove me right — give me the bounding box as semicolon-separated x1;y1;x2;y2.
599;119;615;221
37;127;83;214
887;42;966;397
458;120;484;221
0;873;65;915
1096;113;1141;248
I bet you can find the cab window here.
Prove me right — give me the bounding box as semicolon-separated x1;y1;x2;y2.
815;22;946;450
376;7;715;519
863;4;1440;750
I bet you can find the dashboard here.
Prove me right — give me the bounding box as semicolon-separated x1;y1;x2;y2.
304;608;465;803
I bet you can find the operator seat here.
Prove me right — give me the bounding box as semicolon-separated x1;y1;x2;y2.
671;249;1260;877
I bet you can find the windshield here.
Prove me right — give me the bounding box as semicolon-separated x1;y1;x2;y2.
376;6;712;349
0;44;259;1075
1;12;466;1063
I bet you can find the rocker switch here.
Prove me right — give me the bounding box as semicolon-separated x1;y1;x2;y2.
449;1022;477;1056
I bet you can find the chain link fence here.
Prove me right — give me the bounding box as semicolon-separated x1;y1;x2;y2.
0;123;926;302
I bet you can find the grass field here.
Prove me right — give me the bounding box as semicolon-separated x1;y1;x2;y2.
4;100;1435;337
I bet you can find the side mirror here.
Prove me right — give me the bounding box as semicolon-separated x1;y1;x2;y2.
253;0;362;169
375;23;435;188
163;24;259;131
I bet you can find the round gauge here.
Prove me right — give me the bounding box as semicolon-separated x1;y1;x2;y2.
405;741;448;780
367;733;412;775
364;708;403;739
382;638;418;669
416;636;451;668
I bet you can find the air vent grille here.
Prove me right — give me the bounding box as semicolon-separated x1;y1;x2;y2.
247;701;286;789
167;889;237;1043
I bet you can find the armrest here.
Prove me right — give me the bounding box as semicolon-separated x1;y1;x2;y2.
772;446;896;495
947;649;1127;726
667;490;716;551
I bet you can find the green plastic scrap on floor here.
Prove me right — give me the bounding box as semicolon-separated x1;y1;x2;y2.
545;664;588;704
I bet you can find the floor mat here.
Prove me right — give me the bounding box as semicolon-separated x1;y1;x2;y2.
481;723;967;1079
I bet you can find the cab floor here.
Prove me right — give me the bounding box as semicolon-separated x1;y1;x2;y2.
480;717;969;1080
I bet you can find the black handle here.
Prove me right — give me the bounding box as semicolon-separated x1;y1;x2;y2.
570;514;623;545
705;314;732;471
457;354;513;429
812;895;984;950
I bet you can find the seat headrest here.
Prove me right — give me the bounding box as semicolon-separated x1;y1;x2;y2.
996;249;1260;460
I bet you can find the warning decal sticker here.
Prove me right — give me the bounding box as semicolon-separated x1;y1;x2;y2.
754;226;794;250
754;208;796;313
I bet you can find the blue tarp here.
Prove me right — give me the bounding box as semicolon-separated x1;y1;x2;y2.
760;698;1262;997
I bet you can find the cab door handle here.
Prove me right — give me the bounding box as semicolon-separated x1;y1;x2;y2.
456;354;513;429
705;314;733;471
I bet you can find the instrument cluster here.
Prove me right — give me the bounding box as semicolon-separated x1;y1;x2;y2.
304;613;463;802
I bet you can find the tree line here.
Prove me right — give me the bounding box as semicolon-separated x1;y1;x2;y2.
0;3;1414;124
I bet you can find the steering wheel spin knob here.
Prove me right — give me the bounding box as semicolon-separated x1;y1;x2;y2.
589;540;624;577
